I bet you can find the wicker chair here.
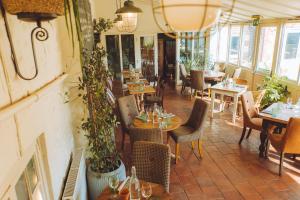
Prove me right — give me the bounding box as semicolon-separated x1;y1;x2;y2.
128;127;163;149
179;64;191;94
132;141;171;192
118;95;139;149
168;99;209;163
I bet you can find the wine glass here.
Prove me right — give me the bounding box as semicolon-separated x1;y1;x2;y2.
108;175;119;199
141;182;152;199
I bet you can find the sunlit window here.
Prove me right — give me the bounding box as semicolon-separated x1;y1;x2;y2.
229;26;241;64
194;32;205;58
257;26;277;73
277;23;300;81
240;25;256;68
209;28;219;62
218;26;229;62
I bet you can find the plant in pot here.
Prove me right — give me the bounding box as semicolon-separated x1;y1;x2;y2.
79;18;126;200
257;75;290;109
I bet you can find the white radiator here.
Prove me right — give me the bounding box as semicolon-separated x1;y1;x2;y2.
62;148;87;200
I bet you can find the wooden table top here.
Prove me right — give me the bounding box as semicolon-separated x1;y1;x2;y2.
129;85;156;95
259;103;300;125
210;82;248;94
204;71;225;81
97;180;171;200
133;115;182;132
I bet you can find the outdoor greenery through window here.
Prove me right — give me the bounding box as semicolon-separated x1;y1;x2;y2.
277;23;300;81
256;26;277;73
241;25;256;68
229;26;241;64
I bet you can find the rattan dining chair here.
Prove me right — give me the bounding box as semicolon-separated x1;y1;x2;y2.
132;141;171;192
168;99;209;164
267;118;300;175
128;127;163;149
118;95;139;150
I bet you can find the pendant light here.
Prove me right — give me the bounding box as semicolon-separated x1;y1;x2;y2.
152;0;236;39
115;0;142;33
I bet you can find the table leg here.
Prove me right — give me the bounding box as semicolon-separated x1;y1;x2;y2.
259;120;269;158
232;95;238;123
220;94;224;112
211;91;215;119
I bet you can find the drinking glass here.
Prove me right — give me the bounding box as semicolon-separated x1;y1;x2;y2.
141;182;152;199
108;175;119;199
287;98;293;109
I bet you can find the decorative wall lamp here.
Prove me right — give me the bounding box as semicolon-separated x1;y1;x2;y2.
151;0;236;39
1;0;64;80
115;0;142;33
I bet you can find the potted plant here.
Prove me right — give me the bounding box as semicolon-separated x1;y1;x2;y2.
79;18;126;200
258;75;290;109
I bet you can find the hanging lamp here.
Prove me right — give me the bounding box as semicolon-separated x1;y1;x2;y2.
115;0;142;33
152;0;236;39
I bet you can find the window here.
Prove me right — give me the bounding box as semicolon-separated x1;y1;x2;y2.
209;28;218;62
229;26;241;64
180;32;193;62
240;25;256;68
218;26;229;62
257;26;277;73
121;34;136;69
194;32;205;58
277;23;300;81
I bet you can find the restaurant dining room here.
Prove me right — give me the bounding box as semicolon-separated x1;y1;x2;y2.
1;0;300;199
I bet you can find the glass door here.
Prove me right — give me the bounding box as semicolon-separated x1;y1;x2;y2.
121;34;136;70
106;35;121;79
140;36;155;79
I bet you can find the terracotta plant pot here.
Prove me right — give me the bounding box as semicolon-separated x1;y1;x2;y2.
2;0;64;20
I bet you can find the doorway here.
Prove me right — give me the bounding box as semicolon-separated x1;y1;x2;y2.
158;33;176;83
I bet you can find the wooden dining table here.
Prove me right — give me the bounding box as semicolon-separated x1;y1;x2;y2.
258;103;300;158
128;85;156;111
97;180;171;200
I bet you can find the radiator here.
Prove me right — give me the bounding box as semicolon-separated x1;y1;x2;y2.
62;148;87;200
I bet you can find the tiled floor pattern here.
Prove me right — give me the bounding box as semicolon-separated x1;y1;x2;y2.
116;86;300;200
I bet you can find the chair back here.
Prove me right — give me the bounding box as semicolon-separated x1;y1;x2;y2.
190;70;205;91
129;128;163;148
179;64;188;78
232;67;242;79
252;90;266;109
241;91;258;124
186;99;209;131
132;141;171;192
156;77;165;98
282;118;300;154
117;95;139;131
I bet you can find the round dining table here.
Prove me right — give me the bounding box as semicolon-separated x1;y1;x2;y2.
132;114;182;132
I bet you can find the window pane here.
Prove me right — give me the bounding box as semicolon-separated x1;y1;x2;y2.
15;174;30;200
27;157;39;193
106;35;121;79
241;25;256;68
257;26;277;73
121;34;135;69
180;32;193;62
229;26;241;64
218;26;229;62
278;23;300;81
209;28;218;62
194;32;205;58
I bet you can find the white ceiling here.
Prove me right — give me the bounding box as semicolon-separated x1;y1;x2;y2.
138;0;300;23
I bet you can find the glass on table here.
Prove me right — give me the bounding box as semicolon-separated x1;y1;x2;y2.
287;97;293;109
141;182;152;199
108;175;119;199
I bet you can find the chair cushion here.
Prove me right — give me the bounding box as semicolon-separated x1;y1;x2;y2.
249;117;263;131
169;125;198;143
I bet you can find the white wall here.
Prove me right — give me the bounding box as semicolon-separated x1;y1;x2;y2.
0;5;84;200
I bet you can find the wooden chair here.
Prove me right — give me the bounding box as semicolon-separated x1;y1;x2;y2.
267;118;300;175
190;70;210;99
179;64;191;94
232;67;242;79
132;141;171;192
118;95;139;149
168;99;209;163
239;91;263;144
144;77;165;108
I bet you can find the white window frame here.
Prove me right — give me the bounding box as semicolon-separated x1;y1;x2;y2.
239;24;257;69
276;22;300;84
228;25;242;65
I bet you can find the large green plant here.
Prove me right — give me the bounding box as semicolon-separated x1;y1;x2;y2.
78;18;120;173
258;75;290;109
180;50;214;73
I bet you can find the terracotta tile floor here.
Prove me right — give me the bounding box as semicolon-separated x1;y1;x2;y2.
116;86;300;200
